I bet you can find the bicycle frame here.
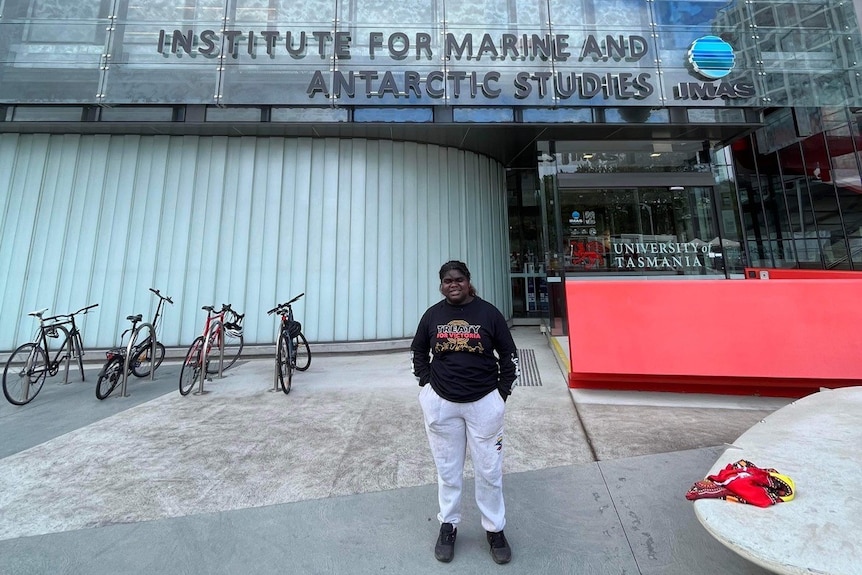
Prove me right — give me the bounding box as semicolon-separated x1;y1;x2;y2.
196;305;228;388
118;288;174;394
35;306;95;384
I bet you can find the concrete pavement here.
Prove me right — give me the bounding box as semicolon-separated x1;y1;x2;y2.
0;326;788;574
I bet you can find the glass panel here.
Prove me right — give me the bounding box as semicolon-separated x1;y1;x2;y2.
3;0;104;21
0;21;106;102
212;0;336;105
522;108;592;123
652;1;735;27
741;106;862;270
537;142;562;270
353;107;433;122
205;106;262;121
103;0;226;104
99;106;176;121
123;0;225;21
812;112;859;269
687;108;746;123
552;140;708;173
11;106;84;121
320;2;440;106
452;107;513;122
270;107;348;122
711;146;748;274
776;149;824;267
831;109;862;268
507;167;546;318
604;107;669;123
558;187;721;276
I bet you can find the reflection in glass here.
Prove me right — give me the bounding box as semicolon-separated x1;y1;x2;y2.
205;107;262;121
452;108;513;122
11;106;84;121
605;108;669;124
557;187;722;276
523;108;592;123
354;107;433;122
271;107;348;122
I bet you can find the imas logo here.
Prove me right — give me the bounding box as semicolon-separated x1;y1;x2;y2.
674;35;755;100
688;36;734;80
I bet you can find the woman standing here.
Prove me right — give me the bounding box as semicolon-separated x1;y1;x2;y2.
411;260;519;564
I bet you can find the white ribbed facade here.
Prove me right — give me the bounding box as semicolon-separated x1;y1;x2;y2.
0;134;510;350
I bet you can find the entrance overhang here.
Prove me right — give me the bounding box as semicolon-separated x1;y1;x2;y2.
0;107;761;169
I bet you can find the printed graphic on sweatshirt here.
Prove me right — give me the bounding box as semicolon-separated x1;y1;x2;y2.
434;319;485;354
510;352;521;379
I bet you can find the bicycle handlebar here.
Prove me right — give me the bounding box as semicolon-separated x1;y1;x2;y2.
149;287;174;305
75;303;99;315
202;303;241;316
286;293;305;306
43;303;98;323
266;293;304;315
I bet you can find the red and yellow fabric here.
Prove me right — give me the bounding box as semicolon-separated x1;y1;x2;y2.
686;459;795;507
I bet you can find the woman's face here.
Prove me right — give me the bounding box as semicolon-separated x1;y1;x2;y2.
440;269;473;305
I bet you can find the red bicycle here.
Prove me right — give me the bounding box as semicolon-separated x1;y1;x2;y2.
178;303;244;396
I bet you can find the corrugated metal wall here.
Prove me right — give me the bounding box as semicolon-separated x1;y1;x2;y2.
0;133;511;350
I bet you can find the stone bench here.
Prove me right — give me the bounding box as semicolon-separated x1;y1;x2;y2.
693;386;862;575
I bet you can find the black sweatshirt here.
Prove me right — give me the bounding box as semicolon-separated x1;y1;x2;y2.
411;297;519;403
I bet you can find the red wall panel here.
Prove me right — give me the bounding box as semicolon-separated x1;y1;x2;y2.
565;279;862;396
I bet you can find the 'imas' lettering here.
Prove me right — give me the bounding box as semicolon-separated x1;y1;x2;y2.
673;81;755;100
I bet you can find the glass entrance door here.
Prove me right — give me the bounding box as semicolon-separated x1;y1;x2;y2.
559;187;730;277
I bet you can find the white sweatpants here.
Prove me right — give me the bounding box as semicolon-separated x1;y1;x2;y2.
419;384;506;533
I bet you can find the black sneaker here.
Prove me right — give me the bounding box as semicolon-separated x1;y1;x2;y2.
487;530;511;564
435;523;457;562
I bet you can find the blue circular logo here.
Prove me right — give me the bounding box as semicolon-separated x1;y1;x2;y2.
572;211;580;219
688;36;735;80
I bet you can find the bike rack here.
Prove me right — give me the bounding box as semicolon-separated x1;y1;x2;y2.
194;319;225;395
50;323;75;385
120;322;157;397
270;336;280;392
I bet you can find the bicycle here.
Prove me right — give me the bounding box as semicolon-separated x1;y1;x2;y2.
2;303;99;405
179;303;244;396
266;293;311;394
96;288;174;400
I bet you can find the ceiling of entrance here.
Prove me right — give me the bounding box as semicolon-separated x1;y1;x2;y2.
2;115;759;169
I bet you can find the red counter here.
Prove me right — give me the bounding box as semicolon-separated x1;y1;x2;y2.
565;278;862;397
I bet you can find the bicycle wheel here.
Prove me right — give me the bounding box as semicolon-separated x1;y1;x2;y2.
96;356;124;400
3;343;49;406
293;332;311;371
179;336;204;396
131;340;166;378
207;330;243;373
276;332;293;394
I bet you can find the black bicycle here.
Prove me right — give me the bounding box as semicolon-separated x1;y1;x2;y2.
2;303;99;405
266;293;311;394
96;288;174;400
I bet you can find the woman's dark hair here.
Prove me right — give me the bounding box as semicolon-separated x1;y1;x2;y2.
439;260;471;281
439;260;477;297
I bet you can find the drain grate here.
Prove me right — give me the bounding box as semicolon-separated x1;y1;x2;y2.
515;348;542;386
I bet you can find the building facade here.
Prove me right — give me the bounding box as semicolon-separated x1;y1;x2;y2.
1;0;861;351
